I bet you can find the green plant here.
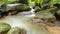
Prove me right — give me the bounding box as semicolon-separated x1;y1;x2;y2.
3;0;19;3
50;0;60;4
35;0;43;5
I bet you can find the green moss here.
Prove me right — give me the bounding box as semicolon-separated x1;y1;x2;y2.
35;11;55;19
15;4;31;11
7;27;26;34
0;22;11;34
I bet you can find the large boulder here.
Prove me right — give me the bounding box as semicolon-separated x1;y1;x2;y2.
15;4;31;11
30;11;56;26
5;3;31;11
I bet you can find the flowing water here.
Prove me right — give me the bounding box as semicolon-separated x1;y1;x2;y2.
0;8;50;34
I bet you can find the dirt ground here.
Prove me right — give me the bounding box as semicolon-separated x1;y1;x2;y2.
46;26;60;34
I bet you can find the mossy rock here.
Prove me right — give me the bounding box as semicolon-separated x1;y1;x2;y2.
15;4;31;11
6;3;31;11
31;11;56;26
0;22;11;34
35;11;55;19
7;27;26;34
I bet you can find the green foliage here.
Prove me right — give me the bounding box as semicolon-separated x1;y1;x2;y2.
31;0;35;2
50;0;60;4
3;0;19;3
57;10;60;15
35;0;43;5
35;6;41;12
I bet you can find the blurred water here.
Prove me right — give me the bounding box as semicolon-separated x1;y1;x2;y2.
0;8;50;34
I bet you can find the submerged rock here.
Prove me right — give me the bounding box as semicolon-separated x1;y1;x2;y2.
0;22;11;34
7;27;26;34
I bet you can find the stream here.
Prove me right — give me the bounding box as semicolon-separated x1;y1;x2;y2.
2;6;60;34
